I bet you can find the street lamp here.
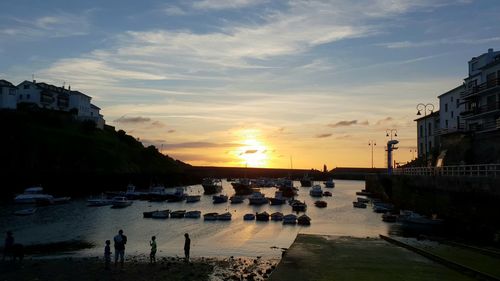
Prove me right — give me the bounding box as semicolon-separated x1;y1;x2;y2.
368;140;376;169
416;103;434;163
385;129;397;140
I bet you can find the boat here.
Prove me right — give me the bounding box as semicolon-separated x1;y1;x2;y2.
314;200;327;208
167;187;187;202
243;213;255;220
353;201;367;208
256;211;270;221
13;208;37;216
213;194;228;204
324;179;335;188
87;194;113;206
185;210;201;218
148;185;168;201
356;191;372;196
229;195;245;204
267;191;287;205
297;214;311;225
278;179;298;197
322;191;332;197
309;185;323;197
201;178;223;195
143;209;169;218
373;202;394;213
185;195;201;203
382;212;398;223
248;191;269;205
111;196;133;208
203;212;219;221
125;184;145;199
217;212;232;220
300;174;313;187
14;186;54;204
270;212;284;221
170;210;186;218
357;197;370;203
231;178;256;195
151;210;170;219
283;214;297;225
399;211;444;227
291;201;307;212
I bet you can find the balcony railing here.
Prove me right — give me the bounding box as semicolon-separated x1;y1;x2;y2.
461;78;500;99
461;101;500;118
394;164;500;177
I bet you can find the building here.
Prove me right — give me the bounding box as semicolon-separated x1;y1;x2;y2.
415;111;440;159
460;48;500;133
438;84;465;134
16;80;105;129
0;79;18;109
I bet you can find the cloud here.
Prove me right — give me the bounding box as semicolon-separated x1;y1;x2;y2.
315;133;332;138
192;0;266;10
164;5;187;15
114;116;151;123
162;142;239;149
377;36;500;49
327;120;358;128
335;134;352;139
242;149;258;154
376;117;394;125
149;121;165;128
359;120;369;126
167;129;176;134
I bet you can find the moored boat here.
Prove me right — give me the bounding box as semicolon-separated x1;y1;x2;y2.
300;174;313;187
14;186;54;204
278;179;297;197
185;210;201;218
231;178;255;195
283;214;297;225
248;191;268;205
357;197;370;203
382;212;398;223
111;196;133;208
151;210;170;219
256;211;270;221
203;212;219;221
291;201;307;212
314;200;327;208
13;208;37;216
267;191;287;205
243;213;256;220
213;194;228;204
324;179;335;188
185;195;201;203
230;195;244;204
297;214;311;225
309;185;323;197
353;201;367;208
217;212;232;221
87;194;112;206
170;210;186;218
143;209;169;218
166;187;187;202
201;178;223;195
322;191;332;197
271;212;284;221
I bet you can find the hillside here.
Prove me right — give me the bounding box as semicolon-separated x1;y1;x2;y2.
0;109;189;195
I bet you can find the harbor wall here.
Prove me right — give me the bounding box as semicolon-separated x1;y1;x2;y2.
365;174;500;241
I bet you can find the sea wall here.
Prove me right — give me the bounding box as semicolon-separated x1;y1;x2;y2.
365;174;500;240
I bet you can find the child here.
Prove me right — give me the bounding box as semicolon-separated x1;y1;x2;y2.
149;236;157;264
104;240;111;270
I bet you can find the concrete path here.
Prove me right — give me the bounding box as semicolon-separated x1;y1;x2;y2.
269;234;475;281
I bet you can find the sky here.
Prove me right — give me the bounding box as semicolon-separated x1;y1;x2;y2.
1;0;500;169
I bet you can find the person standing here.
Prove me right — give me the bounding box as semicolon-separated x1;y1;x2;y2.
183;233;190;263
149;236;157;264
113;229;127;267
104;240;112;270
3;231;14;261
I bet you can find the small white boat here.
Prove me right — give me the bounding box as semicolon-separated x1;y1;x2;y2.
14;208;37;216
309;185;323;197
185;195;201;203
14;186;54;204
111;196;133;208
185;210;201;218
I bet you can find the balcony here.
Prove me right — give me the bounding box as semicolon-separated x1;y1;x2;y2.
461;77;500;99
461;101;500;118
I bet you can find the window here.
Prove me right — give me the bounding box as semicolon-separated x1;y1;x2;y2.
420;124;423;137
445;104;448;112
487;72;496;87
456;98;460;108
428;122;432;136
445;120;448;128
468;80;477;90
19;94;23;99
451;111;454;118
451;96;453;102
471;62;478;71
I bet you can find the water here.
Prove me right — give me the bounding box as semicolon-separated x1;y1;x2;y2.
0;180;390;259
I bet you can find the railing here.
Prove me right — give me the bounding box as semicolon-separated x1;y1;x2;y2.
461;78;500;99
394;164;500;177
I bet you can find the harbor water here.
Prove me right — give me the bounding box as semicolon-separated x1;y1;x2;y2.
0;180;390;258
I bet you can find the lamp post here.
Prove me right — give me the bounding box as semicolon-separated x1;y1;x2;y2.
385;129;398;140
368;140;376;169
416;103;434;163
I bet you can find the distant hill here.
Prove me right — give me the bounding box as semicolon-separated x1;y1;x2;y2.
0;109;189;195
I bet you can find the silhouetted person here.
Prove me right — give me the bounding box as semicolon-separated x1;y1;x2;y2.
104;240;111;270
184;233;190;262
149;236;157;264
3;231;14;261
113;229;127;267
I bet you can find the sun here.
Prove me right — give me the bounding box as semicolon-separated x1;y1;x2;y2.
238;138;268;168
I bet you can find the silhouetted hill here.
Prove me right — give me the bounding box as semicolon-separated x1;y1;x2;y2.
0;109;189;195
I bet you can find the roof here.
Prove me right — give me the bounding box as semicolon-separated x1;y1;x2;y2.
70;90;91;99
414;110;439;122
90;104;101;110
437;84;465;98
0;79;18;88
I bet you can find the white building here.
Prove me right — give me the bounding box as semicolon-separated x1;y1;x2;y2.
461;48;500;132
438;84;465;134
415;111;440;159
0;79;18;109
